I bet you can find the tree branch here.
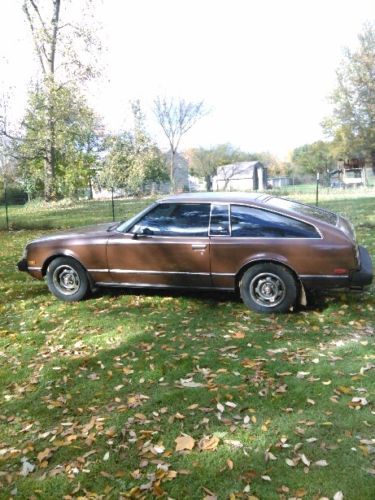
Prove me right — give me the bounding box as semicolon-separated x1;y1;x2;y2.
23;1;47;75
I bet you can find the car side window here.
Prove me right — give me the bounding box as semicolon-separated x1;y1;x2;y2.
230;205;320;238
210;204;230;236
130;203;210;237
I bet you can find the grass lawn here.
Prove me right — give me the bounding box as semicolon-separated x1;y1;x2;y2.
0;198;154;231
0;193;374;499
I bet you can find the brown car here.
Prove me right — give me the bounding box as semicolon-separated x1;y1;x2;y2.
17;192;373;313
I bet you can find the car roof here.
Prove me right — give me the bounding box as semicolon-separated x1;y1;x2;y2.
158;192;338;228
160;192;269;204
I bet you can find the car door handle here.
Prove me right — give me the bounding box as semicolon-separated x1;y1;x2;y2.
192;244;207;250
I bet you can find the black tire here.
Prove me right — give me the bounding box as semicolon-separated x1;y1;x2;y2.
46;257;89;302
239;263;298;313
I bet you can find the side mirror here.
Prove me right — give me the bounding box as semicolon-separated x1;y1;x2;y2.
132;227;154;239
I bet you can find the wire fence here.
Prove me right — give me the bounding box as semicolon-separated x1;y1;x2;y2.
0;188;153;231
1;183;375;231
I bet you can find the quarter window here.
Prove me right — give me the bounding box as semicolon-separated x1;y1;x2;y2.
230;205;320;238
210;204;230;236
130;203;210;237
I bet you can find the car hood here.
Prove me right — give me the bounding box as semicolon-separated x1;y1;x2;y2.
30;222;116;244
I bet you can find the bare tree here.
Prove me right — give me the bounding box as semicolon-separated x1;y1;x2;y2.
153;97;206;191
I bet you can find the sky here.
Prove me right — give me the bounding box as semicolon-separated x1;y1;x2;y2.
0;0;374;159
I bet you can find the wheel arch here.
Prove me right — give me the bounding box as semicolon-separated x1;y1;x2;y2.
235;258;301;291
42;252;87;277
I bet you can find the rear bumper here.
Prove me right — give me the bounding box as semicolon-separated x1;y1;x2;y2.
17;258;28;272
349;245;373;289
301;246;373;291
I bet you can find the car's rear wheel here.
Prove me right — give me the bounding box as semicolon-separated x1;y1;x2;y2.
46;257;89;301
239;263;298;313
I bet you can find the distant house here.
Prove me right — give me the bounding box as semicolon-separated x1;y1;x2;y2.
213;161;267;191
330;158;374;188
268;176;292;188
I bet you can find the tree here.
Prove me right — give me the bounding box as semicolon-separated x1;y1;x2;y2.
291;141;335;175
322;22;375;164
255;152;283;176
0;94;21;198
17;84;103;199
101;101;167;194
153;97;206;191
19;0;100;200
188;147;218;191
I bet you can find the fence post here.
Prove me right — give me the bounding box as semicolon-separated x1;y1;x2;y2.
315;172;320;206
111;187;115;221
4;180;9;231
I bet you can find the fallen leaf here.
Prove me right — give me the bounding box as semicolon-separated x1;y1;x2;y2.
179;378;204;388
286;458;297;467
175;435;195;451
314;459;328;467
297;371;310;379
232;331;245;339
300;453;310;467
198;435;220;452
216;403;225;413
37;448;52;463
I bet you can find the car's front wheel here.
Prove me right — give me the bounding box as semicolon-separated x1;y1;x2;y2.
46;257;89;301
239;263;297;313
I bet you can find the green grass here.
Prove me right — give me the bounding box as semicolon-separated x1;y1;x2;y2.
0;198;154;231
0;193;374;499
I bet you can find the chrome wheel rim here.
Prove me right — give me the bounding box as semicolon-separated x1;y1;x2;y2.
249;272;286;308
52;265;80;295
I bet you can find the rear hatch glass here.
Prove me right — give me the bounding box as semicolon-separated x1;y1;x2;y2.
266;197;338;225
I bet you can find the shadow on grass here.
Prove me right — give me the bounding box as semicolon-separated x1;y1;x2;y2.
95;285;242;303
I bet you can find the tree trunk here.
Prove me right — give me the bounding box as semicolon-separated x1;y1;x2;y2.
205;175;212;191
24;0;62;202
170;149;175;193
88;177;93;200
44;150;55;201
44;107;57;201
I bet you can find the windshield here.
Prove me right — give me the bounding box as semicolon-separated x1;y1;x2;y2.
266;197;338;225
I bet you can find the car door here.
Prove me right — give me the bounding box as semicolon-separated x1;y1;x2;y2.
107;202;212;288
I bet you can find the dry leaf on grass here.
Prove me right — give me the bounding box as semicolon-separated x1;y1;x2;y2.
198;435;220;451
175;435;195;451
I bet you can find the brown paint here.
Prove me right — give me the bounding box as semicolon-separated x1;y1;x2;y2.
18;193;372;293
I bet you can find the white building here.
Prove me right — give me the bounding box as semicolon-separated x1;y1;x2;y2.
213;161;267;191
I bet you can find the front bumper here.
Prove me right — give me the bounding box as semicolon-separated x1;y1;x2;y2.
17;258;28;272
350;245;373;289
